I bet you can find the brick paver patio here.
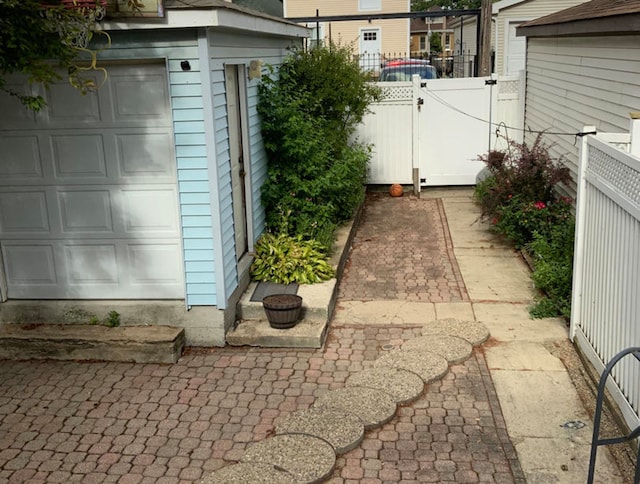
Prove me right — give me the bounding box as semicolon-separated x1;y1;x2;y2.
0;192;525;483
338;193;469;303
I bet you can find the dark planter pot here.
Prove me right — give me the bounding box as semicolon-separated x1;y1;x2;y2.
262;294;303;329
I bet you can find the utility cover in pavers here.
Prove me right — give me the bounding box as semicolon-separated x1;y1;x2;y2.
276;406;364;454
421;318;490;346
199;462;297;484
345;367;425;405
374;350;449;384
240;434;335;484
401;335;472;365
313;387;396;430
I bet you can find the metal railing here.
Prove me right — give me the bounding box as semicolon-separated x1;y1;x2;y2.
350;51;478;79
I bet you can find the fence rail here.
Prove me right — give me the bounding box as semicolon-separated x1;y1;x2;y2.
572;129;640;433
353;52;478;79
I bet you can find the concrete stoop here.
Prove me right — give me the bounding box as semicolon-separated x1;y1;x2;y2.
226;206;361;349
226;280;336;349
0;324;185;364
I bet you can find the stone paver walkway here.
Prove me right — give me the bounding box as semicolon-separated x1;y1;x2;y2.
338;193;468;303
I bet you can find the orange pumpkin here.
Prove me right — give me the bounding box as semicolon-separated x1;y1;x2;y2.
389;184;404;197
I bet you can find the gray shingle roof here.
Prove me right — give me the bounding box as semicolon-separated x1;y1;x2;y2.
520;0;640;28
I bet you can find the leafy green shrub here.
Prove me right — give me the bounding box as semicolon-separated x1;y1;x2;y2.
475;135;576;319
258;43;380;250
493;196;573;249
250;233;335;284
527;217;575;319
475;134;572;218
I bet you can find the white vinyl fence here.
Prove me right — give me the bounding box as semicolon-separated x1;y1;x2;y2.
572;123;640;433
356;73;524;187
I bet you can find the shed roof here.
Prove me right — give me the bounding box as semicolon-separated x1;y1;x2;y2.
517;0;640;36
103;0;308;37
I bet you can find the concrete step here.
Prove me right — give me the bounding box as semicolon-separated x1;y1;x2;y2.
229;279;336;348
228;209;360;349
0;324;185;364
226;317;329;349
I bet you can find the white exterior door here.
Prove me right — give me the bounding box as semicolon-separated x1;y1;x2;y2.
225;65;249;262
505;22;526;75
418;77;494;186
0;64;184;299
359;28;381;72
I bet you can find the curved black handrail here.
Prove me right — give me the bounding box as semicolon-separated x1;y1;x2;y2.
588;346;640;484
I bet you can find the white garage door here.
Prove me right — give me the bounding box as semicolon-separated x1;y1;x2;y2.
0;64;184;299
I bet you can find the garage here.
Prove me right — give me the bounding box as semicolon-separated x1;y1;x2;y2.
0;63;184;299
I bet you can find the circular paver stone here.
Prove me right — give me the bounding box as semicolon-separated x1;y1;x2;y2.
345;367;424;404
241;434;335;484
401;335;472;364
374;349;449;384
421;318;490;346
313;386;396;430
200;462;297;484
276;406;364;454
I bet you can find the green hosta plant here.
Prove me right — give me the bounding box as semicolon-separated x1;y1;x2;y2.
251;233;335;284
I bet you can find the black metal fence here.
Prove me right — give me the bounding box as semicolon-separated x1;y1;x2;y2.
351;51;478;79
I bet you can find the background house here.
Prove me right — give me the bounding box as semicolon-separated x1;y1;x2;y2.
284;0;410;72
517;0;640;198
409;7;454;58
492;0;588;76
232;0;284;17
0;0;308;346
449;0;587;77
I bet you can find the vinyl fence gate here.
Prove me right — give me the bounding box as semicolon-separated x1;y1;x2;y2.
356;74;524;189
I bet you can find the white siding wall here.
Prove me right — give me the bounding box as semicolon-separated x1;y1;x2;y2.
524;35;640;199
494;0;585;76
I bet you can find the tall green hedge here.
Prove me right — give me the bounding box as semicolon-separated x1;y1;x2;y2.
257;43;381;249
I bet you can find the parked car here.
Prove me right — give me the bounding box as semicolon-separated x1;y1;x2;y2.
379;59;438;81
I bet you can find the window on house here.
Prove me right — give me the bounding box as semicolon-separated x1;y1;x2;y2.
445;34;451;50
359;0;381;11
419;36;426;51
363;31;377;41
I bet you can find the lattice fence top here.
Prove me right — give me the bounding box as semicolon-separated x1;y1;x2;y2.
589;145;640;208
378;84;412;102
498;79;519;95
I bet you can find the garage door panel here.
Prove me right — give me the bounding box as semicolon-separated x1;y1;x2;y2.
65;244;119;284
47;82;102;123
0;63;184;300
122;189;179;233
3;245;57;285
0;192;50;233
58;190;114;233
0;136;43;181
128;244;183;284
51;134;108;179
116;133;174;178
0;83;39;129
111;72;170;122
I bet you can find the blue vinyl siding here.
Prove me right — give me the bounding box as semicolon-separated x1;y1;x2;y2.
92;26;302;311
208;31;302;300
93;29;218;307
169;53;218;307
